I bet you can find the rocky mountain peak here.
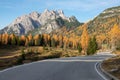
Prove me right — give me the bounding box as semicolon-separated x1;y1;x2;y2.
44;9;49;13
58;10;64;15
0;9;80;35
29;11;40;19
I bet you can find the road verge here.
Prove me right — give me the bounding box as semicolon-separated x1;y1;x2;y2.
96;62;119;80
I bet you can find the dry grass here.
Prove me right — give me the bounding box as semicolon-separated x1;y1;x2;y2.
113;50;120;55
0;46;80;70
0;46;22;59
102;55;120;79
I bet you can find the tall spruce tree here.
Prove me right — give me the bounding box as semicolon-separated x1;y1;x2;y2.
87;36;98;55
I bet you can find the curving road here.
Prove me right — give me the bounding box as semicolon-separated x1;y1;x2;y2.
0;52;114;80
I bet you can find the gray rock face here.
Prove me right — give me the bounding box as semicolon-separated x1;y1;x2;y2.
0;9;79;35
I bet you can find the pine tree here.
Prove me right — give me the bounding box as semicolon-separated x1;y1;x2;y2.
87;36;98;55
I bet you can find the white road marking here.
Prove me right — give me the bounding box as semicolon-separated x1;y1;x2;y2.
95;62;107;80
0;59;102;73
43;59;103;62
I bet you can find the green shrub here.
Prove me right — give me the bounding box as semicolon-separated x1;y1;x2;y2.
78;43;82;53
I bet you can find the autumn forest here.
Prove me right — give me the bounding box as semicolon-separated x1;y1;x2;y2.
0;24;120;56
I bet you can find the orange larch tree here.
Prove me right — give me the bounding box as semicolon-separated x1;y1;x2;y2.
96;34;106;49
25;37;29;46
63;36;68;49
34;34;40;46
58;35;63;48
4;33;9;45
108;24;120;50
20;35;26;46
0;34;2;45
27;34;33;46
80;24;89;55
9;34;16;45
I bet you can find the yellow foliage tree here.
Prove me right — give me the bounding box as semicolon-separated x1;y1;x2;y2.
0;34;2;44
20;35;26;46
4;33;9;45
43;34;49;46
34;34;40;46
28;34;33;41
63;36;69;49
58;35;63;48
27;34;33;46
81;24;89;55
108;24;120;50
25;37;29;46
96;34;106;49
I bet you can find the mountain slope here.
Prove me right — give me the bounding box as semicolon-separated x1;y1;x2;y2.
87;6;120;35
68;6;120;36
0;9;81;35
29;16;82;35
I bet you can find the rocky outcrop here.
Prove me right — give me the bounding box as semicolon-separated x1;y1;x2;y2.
0;9;80;35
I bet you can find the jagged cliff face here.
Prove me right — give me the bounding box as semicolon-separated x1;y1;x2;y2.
0;12;41;35
0;9;80;35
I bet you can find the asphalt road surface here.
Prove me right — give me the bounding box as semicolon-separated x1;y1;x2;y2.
0;52;114;80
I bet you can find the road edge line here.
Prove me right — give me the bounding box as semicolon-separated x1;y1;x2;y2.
0;60;47;73
100;62;119;80
95;62;107;80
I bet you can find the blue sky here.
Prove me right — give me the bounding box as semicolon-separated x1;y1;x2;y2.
0;0;120;29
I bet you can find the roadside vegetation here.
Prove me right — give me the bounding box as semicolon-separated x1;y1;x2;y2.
0;46;80;70
102;55;120;79
0;23;120;70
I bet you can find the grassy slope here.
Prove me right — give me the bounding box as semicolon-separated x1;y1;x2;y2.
102;52;120;79
0;46;80;70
